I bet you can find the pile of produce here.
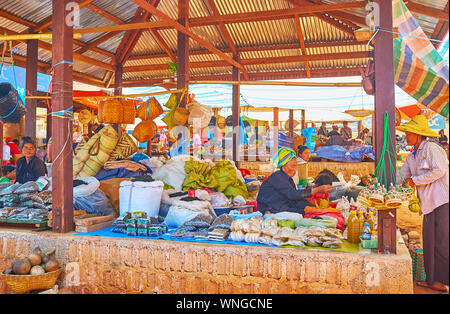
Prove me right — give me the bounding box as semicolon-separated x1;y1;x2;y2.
0;179;52;222
2;247;59;275
229;216;344;248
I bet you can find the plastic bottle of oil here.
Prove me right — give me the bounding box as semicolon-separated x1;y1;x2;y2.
358;211;365;237
367;212;376;231
347;210;360;244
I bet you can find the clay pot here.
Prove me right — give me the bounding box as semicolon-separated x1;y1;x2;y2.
28;252;42;266
12;258;32;275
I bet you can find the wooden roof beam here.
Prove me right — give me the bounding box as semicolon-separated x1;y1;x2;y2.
129;0;245;71
294;15;311;78
75;31;122;55
405;1;449;22
117;0;162;65
120;67;362;87
149;29;176;61
75;0;126;25
33;0;95;32
206;0;249;80
127;40;367;61
0;9;36;28
123;51;370;72
430;1;449;48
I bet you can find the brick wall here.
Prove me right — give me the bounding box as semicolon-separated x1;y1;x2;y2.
0;230;413;294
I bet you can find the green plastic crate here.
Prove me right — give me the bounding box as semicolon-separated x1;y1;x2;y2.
360;236;378;249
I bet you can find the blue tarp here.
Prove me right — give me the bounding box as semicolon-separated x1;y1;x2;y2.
314;145;375;162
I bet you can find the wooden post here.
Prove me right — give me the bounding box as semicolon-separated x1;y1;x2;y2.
0;122;3;166
177;0;190;109
51;0;74;233
25;37;38;142
232;54;241;166
113;63;123;137
301;109;306;130
288;109;294;138
374;0;396;254
46;109;52;143
273;107;279;153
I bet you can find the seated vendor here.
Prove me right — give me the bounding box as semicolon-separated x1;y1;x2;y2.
297;145;310;164
16;139;47;184
325;126;352;147
257;147;332;215
0;165;16;183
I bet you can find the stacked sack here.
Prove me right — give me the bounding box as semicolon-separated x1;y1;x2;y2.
73;125;119;178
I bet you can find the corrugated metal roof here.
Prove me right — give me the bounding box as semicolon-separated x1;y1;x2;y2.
0;0;446;86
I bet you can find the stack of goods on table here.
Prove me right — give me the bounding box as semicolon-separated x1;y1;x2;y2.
112;211;167;237
229;215;344;249
0;178;51;224
169;213;233;241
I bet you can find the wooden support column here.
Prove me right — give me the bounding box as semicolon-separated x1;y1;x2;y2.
273;107;279;152
288;109;294;138
301;109;306;130
232;54;240;166
113;63;123;137
374;0;396;254
51;0;74;233
25;37;38;142
177;0;190;109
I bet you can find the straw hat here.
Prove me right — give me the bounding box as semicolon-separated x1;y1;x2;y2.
396;114;439;138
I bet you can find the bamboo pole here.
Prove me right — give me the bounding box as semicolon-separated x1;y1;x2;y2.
189;80;362;87
24;88;185;100
0;33;82;41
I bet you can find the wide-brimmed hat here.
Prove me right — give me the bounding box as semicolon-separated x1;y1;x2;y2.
396;114;439;138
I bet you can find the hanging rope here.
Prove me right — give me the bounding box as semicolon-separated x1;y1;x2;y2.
374;112;405;188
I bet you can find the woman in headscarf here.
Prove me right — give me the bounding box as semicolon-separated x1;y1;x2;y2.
397;115;449;293
257;147;332;215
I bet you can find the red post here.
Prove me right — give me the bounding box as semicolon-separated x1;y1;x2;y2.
289;109;294;138
374;0;396;254
113;63;123;137
177;0;190;109
232;54;241;165
273;107;279;153
51;0;74;233
25;36;38;142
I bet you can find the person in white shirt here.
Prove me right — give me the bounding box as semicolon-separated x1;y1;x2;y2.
3;143;11;163
397;115;449;293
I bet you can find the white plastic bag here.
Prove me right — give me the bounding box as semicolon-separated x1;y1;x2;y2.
164;206;202;228
73;177;100;197
154;155;195;190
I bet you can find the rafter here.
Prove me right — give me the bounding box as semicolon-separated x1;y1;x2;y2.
206;0;249;80
127;40;368;61
294;15;311;78
33;0;95;32
0;9;35;28
129;0;245;71
149;29;176;61
430;1;449;48
75;31;122;55
405;1;449;22
123;51;370;72
120;67;362;87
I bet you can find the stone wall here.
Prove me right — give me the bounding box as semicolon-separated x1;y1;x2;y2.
0;230;413;294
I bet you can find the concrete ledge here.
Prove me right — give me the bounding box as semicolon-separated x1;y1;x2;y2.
0;229;413;294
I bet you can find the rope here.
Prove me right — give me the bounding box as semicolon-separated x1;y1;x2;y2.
374;112;405;188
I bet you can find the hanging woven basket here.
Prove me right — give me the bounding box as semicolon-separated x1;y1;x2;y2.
344;109;374;118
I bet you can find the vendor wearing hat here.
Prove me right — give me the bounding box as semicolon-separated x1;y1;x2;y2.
397;114;449;293
257;147;332;215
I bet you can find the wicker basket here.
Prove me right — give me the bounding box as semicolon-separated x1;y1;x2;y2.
121;100;136;125
108;133;138;161
137;97;163;121
103;99;123;124
173;107;189;126
0;268;62;294
132;120;157;143
97;101;105;123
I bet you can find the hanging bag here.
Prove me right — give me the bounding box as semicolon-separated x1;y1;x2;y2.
173;89;189;126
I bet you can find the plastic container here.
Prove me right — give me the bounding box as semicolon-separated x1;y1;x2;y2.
358;211;365;237
367;212;376;231
346;210;360;244
359;235;378;249
119;180;164;218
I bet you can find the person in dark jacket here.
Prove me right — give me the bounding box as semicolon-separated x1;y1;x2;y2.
257;147;332;215
16;139;47;184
